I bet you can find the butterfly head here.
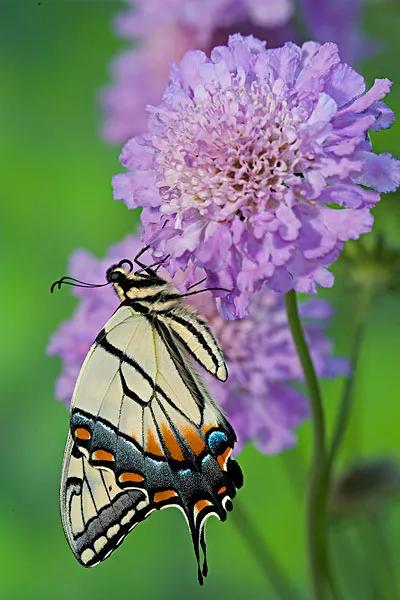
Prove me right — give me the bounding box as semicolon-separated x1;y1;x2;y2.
106;260;135;299
106;259;171;303
51;253;172;303
106;260;133;283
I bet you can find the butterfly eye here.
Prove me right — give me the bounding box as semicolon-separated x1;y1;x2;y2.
109;271;123;283
117;259;133;272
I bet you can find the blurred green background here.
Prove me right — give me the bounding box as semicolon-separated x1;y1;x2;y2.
1;1;399;598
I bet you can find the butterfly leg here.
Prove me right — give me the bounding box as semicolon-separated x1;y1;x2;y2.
133;245;151;270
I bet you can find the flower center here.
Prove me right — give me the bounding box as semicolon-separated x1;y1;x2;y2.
157;79;308;222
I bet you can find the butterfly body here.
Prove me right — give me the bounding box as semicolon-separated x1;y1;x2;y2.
60;259;242;583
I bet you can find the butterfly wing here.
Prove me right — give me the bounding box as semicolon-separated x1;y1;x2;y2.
61;303;242;582
157;307;228;381
60;433;150;567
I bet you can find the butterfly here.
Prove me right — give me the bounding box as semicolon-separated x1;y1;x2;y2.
53;247;243;584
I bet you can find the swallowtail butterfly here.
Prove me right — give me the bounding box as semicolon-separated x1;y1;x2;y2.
54;247;243;584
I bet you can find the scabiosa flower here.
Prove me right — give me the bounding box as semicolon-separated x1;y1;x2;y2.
102;0;367;142
48;234;347;453
113;35;400;318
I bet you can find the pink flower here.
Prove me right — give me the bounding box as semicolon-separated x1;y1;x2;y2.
114;36;400;317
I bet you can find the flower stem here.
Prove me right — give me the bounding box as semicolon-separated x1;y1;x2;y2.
327;284;373;472
232;502;301;599
285;290;336;600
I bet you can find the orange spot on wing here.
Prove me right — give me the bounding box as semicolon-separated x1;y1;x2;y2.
217;447;232;470
194;499;212;515
182;426;206;456
118;471;144;483
146;428;164;457
153;490;178;503
160;423;185;461
218;486;227;495
75;427;91;441
92;449;114;462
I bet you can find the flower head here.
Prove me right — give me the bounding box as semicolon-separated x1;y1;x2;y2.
48;234;347;454
102;0;367;142
114;36;400;317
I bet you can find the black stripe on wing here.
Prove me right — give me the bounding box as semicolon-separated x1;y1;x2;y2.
157;311;228;381
95;332;202;427
152;318;210;416
166;313;219;369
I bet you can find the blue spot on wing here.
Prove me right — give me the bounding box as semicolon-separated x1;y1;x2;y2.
207;430;227;455
179;468;192;477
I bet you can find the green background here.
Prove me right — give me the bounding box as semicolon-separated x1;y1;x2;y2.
1;2;399;598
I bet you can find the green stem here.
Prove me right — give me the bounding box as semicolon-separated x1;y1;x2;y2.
232;502;301;600
281;445;306;498
327;284;373;472
285;290;336;600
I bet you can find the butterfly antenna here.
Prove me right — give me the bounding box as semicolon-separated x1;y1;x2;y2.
50;276;108;293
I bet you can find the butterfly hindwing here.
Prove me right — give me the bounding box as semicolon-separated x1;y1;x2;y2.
60;434;150;567
61;303;242;581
